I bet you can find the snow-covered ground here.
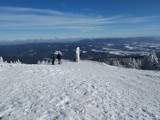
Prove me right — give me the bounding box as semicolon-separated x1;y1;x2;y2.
0;61;160;120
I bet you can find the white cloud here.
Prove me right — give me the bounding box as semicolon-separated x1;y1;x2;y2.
0;6;117;31
123;16;160;23
0;6;160;31
146;25;160;30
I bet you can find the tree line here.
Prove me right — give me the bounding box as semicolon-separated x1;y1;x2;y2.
100;51;160;70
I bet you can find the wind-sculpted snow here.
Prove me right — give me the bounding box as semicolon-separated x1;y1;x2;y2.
0;61;160;120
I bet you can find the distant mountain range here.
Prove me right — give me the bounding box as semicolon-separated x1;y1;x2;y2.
0;37;160;45
0;37;160;64
77;37;160;44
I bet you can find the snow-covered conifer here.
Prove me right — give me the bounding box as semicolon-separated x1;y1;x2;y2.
128;58;134;68
112;58;122;67
37;60;41;64
132;58;139;69
0;56;3;63
38;60;50;65
15;59;21;64
141;51;159;70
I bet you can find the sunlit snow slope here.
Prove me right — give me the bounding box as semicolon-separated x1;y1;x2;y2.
0;61;160;120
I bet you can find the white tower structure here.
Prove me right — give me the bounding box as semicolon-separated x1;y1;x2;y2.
75;47;80;62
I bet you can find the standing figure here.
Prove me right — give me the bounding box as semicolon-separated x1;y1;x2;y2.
50;52;55;65
75;47;80;62
57;52;62;64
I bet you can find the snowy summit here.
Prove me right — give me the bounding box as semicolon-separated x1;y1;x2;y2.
0;61;160;120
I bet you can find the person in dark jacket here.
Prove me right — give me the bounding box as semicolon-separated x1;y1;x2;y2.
50;52;55;65
57;52;62;64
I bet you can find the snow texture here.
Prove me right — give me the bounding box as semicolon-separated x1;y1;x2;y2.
0;61;160;120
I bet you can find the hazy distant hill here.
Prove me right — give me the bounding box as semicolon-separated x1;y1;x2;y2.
77;37;160;44
0;37;160;64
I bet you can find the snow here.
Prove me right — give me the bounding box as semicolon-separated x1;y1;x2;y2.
125;45;135;50
92;48;149;56
0;61;160;120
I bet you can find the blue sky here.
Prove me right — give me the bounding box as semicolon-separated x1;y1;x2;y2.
0;0;160;41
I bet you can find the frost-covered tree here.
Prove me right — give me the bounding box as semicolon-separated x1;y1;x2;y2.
141;51;159;70
14;59;21;64
0;56;3;63
128;58;141;69
151;51;159;66
132;58;137;68
37;60;41;65
135;59;141;69
0;57;8;64
128;58;134;68
112;58;122;67
37;60;51;65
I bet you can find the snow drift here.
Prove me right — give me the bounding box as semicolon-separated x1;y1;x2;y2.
0;61;160;120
